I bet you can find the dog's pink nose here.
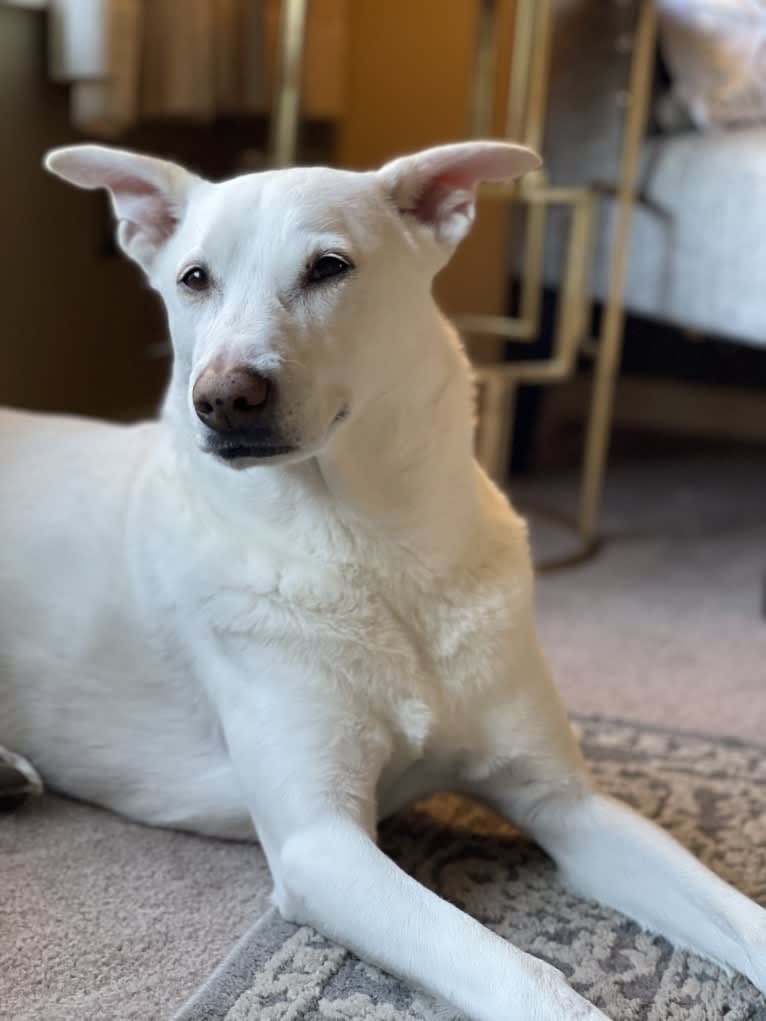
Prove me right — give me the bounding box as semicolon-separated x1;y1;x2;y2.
192;365;271;433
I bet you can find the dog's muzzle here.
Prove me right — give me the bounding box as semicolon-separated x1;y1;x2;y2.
203;431;296;462
193;363;297;463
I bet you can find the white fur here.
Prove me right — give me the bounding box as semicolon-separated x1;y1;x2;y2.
1;142;763;1021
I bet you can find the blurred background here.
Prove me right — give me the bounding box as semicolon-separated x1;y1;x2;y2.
2;6;766;1019
1;0;764;736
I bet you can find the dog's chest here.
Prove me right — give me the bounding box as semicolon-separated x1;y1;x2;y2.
200;545;524;767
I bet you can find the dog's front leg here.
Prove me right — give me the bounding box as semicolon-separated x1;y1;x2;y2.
513;789;766;996
273;816;615;1021
473;630;766;998
212;663;612;1021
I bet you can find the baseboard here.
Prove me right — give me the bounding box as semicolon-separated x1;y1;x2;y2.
539;375;766;447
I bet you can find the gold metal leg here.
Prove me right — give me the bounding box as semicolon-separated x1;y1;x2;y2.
577;1;659;546
472;185;595;492
268;0;309;168
470;0;499;138
475;373;518;483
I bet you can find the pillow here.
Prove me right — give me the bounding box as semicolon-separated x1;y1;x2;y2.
658;0;766;127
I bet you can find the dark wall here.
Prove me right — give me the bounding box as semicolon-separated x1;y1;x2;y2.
1;6;167;419
1;6;334;422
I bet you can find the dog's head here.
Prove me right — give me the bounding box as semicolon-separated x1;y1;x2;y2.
45;142;539;467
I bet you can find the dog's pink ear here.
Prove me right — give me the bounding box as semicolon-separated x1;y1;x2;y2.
378;141;541;248
44;144;200;272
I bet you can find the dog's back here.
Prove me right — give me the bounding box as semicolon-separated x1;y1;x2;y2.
0;408;158;651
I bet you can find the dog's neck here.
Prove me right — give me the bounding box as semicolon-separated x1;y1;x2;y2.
168;318;486;574
317;330;482;565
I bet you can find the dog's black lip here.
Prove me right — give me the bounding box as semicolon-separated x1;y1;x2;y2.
212;444;296;461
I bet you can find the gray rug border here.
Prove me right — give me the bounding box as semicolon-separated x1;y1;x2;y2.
573;713;766;755
170;716;766;1021
170;907;298;1021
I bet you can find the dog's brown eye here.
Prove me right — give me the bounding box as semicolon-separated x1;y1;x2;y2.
307;254;351;285
179;266;210;292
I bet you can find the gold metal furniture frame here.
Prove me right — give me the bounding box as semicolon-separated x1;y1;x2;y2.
268;0;309;168
465;0;658;568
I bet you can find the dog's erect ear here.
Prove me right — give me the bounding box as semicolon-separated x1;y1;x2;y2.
44;144;200;272
378;141;541;249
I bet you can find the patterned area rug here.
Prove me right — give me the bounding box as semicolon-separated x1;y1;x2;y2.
173;719;766;1021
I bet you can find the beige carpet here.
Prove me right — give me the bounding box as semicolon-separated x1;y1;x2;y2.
518;446;766;742
2;446;765;1021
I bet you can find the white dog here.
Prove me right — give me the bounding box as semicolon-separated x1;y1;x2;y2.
1;141;764;1021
